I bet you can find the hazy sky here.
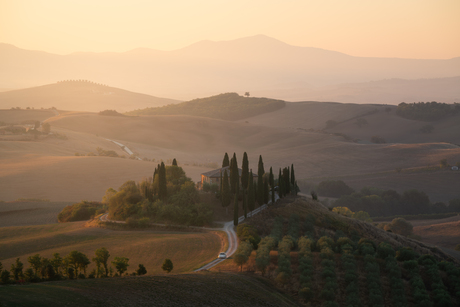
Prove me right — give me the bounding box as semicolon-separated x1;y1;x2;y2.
1;0;459;59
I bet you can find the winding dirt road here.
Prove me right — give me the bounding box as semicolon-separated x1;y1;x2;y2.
100;201;273;272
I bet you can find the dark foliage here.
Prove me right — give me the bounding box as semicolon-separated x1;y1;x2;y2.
58;201;104;222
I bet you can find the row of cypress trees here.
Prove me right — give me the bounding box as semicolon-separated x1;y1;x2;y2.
219;152;298;226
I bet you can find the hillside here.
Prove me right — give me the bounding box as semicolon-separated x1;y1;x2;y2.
0;272;298;307
243;101;460;144
126;92;286;120
0;80;180;112
1;37;459;101
1;106;459;202
0;221;223;276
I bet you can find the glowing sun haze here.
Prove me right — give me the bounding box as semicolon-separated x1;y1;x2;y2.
1;0;459;59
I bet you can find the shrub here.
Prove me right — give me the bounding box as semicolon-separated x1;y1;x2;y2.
58;201;103;222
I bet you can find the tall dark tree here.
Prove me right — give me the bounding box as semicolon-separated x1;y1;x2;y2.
278;168;284;198
283;167;290;194
247;172;255;214
263;178;269;205
233;193;239;226
172;158;177;166
241;152;249;190
253;180;258;206
222;170;231;214
230;153;239;194
257;155;265;206
222;152;230;168
243;190;247;218
269;167;274;204
291;164;295;186
159;162;167;200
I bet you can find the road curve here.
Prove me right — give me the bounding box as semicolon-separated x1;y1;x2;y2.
99;197;276;272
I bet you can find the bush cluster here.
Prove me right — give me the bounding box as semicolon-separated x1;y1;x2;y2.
298;236;314;301
396;101;459;121
275;236;294;284
341;252;361;307
438;261;460;298
255;236;276;275
58;201;104;222
319;237;338;306
404;259;431;307
385;256;407;307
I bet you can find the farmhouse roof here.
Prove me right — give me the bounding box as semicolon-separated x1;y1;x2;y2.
201;166;258;178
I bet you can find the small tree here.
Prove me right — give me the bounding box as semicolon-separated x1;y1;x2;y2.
28;254;42;277
244;92;250;97
269;167;274;204
162;259;173;273
136;264;147;276
112;257;129;276
42;122;51;134
94;247;110;277
10;258;24;281
384;218;413;236
172;158;178;166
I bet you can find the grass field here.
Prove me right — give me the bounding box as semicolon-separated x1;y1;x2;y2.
0;272;298;307
0;201;71;227
0;221;225;275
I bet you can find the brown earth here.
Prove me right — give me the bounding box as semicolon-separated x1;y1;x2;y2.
1;107;460;203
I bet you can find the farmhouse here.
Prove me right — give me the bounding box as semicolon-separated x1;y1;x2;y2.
200;166;258;187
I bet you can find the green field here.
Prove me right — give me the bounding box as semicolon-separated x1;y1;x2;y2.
0;221;225;275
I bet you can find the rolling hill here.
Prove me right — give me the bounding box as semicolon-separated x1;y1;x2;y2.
0;80;180;112
1;36;459;101
126;92;286;120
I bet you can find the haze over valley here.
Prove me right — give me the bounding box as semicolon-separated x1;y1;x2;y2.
1;1;460;306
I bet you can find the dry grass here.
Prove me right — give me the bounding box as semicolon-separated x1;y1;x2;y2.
0;272;298;307
413;219;460;250
0;109;56;123
0;201;71;227
0;221;224;275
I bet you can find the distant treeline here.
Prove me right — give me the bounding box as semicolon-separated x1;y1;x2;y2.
317;180;460;217
396;101;460;121
126;92;286;121
58;201;105;223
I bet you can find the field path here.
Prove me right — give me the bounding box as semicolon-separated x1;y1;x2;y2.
100;200;273;272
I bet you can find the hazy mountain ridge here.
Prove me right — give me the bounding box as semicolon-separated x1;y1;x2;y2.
1;35;459;102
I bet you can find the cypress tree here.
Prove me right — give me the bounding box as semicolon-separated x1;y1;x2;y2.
290;164;295;186
172;158;177;166
230;153;239;195
257;155;265;206
269;167;274;204
233;193;239;226
243;190;247;218
222;153;230;167
278;168;284;198
241;152;249;190
263;178;269;204
159;162;167;200
253;181;258;206
248;172;255;213
222;170;231;215
283;167;290;194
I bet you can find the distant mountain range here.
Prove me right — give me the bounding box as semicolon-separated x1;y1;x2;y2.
0;35;459;102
